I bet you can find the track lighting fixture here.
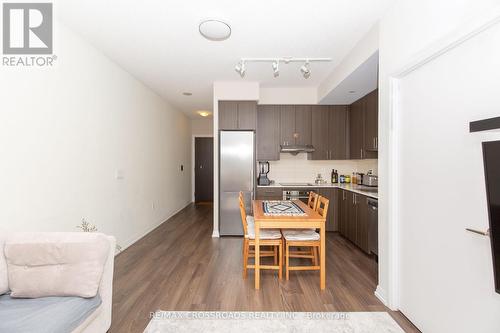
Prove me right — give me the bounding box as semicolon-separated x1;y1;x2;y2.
234;57;330;79
272;60;279;77
300;61;311;79
234;60;246;77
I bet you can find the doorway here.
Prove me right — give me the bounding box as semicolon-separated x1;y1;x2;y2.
194;137;214;202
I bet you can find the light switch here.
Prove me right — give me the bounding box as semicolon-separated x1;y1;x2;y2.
115;169;124;180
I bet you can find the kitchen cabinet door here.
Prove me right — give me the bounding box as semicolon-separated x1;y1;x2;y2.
349;98;365;159
280;105;295;146
311;106;330;160
339;190;347;236
329;188;339;231
237;101;257;130
256;187;282;200
364;89;378;158
318;188;338;232
346;191;357;242
219;101;238;130
329;105;349;160
257;105;281;161
356;194;370;253
294;105;312;145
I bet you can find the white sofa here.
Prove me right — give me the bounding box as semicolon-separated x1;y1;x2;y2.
0;233;116;333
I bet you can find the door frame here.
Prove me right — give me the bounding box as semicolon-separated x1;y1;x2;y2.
381;7;500;310
192;135;214;202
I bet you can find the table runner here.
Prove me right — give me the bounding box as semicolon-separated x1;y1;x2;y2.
262;201;306;216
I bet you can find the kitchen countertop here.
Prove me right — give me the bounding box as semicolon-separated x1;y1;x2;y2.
257;183;378;199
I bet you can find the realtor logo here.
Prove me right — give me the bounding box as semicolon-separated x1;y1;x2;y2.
2;3;53;54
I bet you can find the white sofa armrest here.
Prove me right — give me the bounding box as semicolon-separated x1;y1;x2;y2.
100;236;116;330
75;235;116;333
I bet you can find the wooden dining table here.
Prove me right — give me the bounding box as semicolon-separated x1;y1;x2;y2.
252;199;327;290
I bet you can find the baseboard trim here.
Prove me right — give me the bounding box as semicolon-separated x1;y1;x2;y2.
116;200;192;255
375;285;388;307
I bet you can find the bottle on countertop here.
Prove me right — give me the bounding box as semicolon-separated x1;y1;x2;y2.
331;169;338;183
345;175;351;183
339;174;345;183
352;172;357;184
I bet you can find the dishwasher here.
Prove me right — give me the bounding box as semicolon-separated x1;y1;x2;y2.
368;198;378;256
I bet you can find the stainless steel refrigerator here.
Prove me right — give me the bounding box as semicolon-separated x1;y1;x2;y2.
219;131;254;236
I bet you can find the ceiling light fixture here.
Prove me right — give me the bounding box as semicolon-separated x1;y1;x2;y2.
197;111;212;117
300;60;311;79
182;92;192;96
272;60;280;77
199;19;231;41
233;57;330;79
234;60;246;78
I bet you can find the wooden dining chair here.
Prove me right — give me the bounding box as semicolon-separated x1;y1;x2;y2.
239;192;283;280
282;195;329;280
307;191;319;211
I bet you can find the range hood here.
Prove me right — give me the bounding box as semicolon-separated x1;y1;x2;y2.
280;144;315;155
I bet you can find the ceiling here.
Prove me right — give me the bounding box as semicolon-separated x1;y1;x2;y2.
57;0;393;118
320;51;379;105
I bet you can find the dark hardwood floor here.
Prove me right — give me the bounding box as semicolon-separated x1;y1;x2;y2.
110;203;419;332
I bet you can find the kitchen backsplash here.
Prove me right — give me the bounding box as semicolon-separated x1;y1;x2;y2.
266;153;378;183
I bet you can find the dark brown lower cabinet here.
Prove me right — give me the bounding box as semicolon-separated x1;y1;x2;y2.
318;188;339;231
256;187;282;200
338;189;371;254
346;191;357;242
355;195;370;253
339;190;348;236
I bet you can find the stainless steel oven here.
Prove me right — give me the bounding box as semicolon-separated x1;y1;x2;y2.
283;189;310;203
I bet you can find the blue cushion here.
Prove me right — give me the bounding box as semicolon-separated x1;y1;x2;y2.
0;293;101;333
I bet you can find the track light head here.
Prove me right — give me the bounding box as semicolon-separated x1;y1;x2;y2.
272;60;279;77
234;57;327;78
300;61;311;79
235;61;246;78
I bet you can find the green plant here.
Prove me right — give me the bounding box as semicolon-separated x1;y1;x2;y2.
77;218;122;252
77;219;98;232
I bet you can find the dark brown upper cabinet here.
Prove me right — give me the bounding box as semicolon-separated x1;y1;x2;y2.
364;89;378;159
329;105;349;159
310;105;348;160
219;101;238;130
279;105;296;146
311;106;330;160
280;105;312;146
349;89;378;159
349;97;365;159
294;105;312;146
218;101;257;130
256;105;281;161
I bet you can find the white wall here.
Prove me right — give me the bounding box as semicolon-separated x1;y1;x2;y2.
191;118;213;136
268;154;377;183
378;1;500;332
318;23;379;102
259;87;317;105
0;22;192;250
